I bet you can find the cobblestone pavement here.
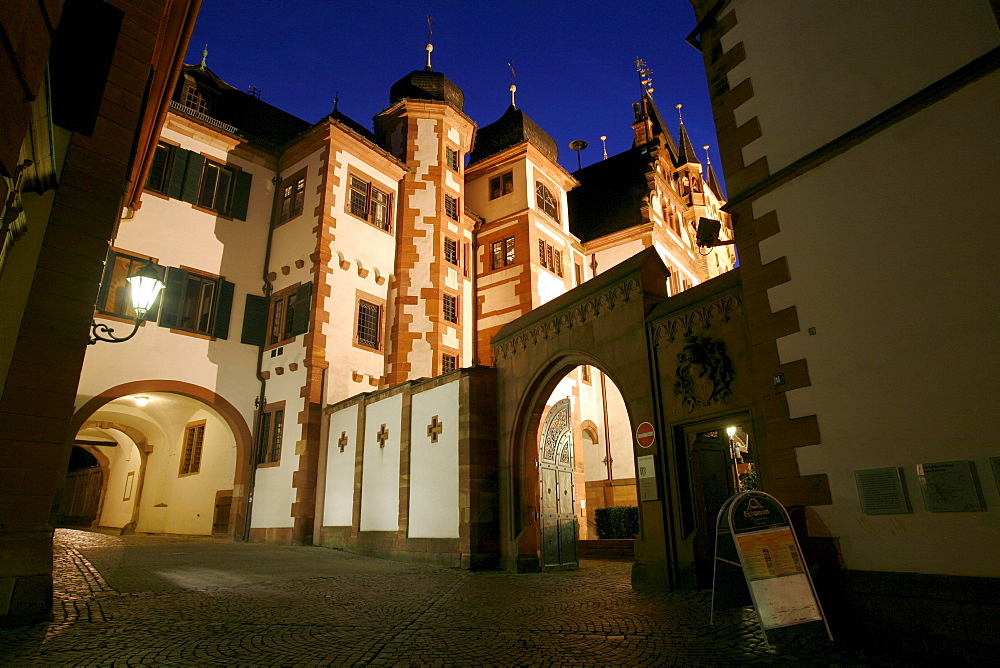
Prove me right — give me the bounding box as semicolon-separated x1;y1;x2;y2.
0;529;904;666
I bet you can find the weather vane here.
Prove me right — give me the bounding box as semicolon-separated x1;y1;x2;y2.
635;58;654;96
676;103;684;124
425;15;434;70
508;58;517;108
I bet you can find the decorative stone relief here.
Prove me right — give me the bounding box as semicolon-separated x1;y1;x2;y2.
674;335;735;412
653;294;742;346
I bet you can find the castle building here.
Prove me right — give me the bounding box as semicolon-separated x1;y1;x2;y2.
67;44;732;554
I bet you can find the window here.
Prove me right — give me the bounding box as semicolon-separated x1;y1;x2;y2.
489;171;513;199
446;147;459;171
180;421;205;475
445;194;458;221
96;250;163;320
444;237;459;265
279;171;305;223
538;240;563;276
183;84;210;114
266;283;311;347
145;142;176;194
535;181;558;219
581;365;591;383
443;293;458;324
442;354;457;373
158;267;235;339
491;237;516;270
256;403;284;465
575;262;583;286
144;146;252;221
198;160;236;214
348;174;393;231
356;298;382;350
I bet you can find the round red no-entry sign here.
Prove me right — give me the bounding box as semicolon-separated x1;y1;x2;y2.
636;422;655;448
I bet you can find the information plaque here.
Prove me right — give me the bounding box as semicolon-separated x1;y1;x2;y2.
917;460;984;512
637;454;658;501
855;467;911;514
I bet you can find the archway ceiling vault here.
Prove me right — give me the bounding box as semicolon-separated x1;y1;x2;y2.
76;392;221;445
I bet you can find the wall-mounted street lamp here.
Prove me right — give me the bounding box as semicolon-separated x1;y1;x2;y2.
88;263;165;345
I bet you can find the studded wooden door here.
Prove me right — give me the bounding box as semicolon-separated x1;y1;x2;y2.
539;399;578;569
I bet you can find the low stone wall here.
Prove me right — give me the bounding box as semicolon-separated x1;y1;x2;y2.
578;539;634;560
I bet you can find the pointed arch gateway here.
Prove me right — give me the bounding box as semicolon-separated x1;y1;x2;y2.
492;248;675;587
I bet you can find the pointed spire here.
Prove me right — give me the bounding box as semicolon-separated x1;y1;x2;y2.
333;92;340;113
425;15;434;70
675;104;699;165
703;145;725;199
200;44;208;68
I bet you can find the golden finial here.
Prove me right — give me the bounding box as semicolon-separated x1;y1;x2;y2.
601;135;608;160
635;58;654;96
676;103;684;124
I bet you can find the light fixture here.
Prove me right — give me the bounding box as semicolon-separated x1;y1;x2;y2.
726;426;737;438
89;263;165;345
133;395;149;406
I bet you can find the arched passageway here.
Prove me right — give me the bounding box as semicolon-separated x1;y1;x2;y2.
493;248;762;591
492;249;673;587
67;381;252;539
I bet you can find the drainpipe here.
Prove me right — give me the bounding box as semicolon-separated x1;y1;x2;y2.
241;171;281;541
471;215;484;366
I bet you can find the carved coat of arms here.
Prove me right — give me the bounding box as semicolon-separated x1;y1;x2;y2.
674;335;735;411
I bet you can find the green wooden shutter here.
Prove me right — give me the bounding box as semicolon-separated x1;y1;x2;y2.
230;170;252;221
290;282;312;336
212;279;235;339
95;249;117;312
241;294;268;346
166;147;189;199
157;267;188;328
180;152;205;204
142;263;166;322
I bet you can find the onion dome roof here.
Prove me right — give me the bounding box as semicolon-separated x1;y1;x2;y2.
389;68;465;111
468;105;558;165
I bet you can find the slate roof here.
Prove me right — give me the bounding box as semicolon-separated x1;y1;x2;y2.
567;144;653;243
389;67;465;111
705;162;726;200
468;105;558;166
676;120;700;166
176;65;311;147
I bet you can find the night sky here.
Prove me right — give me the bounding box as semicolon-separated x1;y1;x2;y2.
185;0;722;184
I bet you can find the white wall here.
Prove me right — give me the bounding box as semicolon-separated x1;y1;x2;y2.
96;432;141;528
359;392;403;532
723;0;1000;174
753;69;1000;576
322;403;359;527
408;381;461;538
138;405;236;535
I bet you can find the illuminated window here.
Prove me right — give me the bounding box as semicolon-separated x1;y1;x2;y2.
180;421;205;475
279;171;306;223
445;194;459;221
443;293;458;324
348;175;392;231
444;237;459;265
535;181;557;219
491;237;515;270
489;171;513;199
356;298;382;350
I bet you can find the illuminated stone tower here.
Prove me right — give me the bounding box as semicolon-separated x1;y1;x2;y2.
374;43;477;384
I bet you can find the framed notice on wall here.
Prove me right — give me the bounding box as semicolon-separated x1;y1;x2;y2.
917;460;985;512
637;455;658;501
855;467;911;514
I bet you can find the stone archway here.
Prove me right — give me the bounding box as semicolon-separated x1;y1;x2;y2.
492;248;675;589
71;380;253;540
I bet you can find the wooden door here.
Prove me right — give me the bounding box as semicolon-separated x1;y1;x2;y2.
539;399;578;569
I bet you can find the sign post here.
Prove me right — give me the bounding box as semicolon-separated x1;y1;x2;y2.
711;490;832;648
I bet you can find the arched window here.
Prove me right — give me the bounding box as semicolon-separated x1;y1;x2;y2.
535;181;558;220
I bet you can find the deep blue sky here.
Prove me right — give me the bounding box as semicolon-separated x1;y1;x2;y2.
185;0;722;183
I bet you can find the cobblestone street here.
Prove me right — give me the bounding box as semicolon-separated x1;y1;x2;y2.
0;529;901;666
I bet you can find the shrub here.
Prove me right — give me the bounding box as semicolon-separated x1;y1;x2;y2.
594;505;639;539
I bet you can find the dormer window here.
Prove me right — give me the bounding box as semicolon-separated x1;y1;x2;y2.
184;84;211;115
535;181;558;220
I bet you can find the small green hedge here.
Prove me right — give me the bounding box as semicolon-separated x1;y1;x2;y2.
594;505;639;539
